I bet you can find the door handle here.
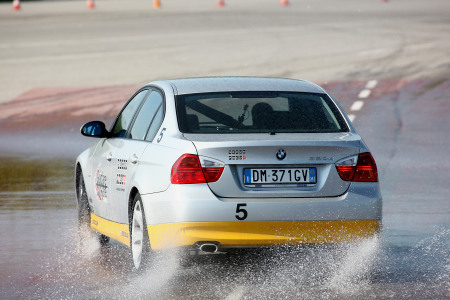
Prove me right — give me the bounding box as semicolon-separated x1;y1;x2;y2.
107;152;113;162
130;154;138;164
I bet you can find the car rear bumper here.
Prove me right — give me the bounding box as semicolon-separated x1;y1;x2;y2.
147;219;381;250
141;181;382;250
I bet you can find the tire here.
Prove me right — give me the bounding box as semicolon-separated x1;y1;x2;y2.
77;172;91;227
130;193;151;271
77;170;109;245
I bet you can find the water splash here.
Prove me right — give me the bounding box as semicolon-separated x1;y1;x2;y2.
9;226;450;299
112;250;181;299
327;236;381;295
76;223;102;258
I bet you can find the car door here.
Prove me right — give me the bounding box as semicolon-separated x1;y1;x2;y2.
90;89;149;222
109;89;165;224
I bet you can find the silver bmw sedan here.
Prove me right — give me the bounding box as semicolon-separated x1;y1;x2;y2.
75;77;382;271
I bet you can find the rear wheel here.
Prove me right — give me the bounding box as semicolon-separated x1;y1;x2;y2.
130;193;151;271
77;170;109;246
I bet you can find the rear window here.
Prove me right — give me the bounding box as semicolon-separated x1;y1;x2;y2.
176;91;348;133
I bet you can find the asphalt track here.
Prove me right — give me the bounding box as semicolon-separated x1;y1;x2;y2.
0;0;449;299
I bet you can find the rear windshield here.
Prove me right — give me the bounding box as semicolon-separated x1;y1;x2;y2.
176;91;348;133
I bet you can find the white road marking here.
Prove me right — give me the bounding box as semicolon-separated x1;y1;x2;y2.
365;80;378;89
350;79;378;121
350;100;364;111
358;89;371;99
225;285;246;300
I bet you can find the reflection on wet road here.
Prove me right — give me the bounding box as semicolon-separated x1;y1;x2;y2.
0;158;74;209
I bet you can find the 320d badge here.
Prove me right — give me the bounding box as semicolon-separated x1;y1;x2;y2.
75;77;382;271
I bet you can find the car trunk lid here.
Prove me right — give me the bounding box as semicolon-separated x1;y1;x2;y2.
183;132;361;198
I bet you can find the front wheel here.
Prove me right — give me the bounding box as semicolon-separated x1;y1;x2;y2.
130;193;151;271
77;170;109;246
77;172;91;227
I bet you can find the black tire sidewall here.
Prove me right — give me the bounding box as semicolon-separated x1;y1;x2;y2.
77;173;91;227
77;171;110;246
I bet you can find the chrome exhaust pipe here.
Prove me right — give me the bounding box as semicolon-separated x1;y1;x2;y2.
199;243;218;253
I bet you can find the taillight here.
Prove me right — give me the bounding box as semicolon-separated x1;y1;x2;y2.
335;152;378;182
199;156;225;182
171;154;225;184
335;155;357;181
171;154;205;184
353;152;378;182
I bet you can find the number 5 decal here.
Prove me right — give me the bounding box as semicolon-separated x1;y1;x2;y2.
235;203;248;221
157;128;166;143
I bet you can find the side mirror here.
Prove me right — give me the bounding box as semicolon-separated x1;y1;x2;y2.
80;121;110;138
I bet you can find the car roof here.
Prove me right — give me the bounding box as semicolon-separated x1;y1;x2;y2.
149;77;326;95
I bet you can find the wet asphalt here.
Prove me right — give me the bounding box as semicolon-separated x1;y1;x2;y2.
1;78;449;299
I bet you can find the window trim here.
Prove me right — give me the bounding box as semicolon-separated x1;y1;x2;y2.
143;101;163;141
109;88;150;139
126;87;166;141
108;86;167;141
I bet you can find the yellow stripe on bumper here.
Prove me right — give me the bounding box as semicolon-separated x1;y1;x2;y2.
147;220;381;250
90;213;130;246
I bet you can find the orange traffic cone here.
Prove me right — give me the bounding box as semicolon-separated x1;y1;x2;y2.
153;0;161;9
280;0;289;6
86;0;95;9
12;0;21;11
217;0;225;7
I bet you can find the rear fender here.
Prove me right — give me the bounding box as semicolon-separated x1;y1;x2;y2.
131;137;198;195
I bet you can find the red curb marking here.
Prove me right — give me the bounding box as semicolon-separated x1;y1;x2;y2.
0;85;139;132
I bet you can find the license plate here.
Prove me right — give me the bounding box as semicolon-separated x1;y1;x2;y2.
244;168;317;186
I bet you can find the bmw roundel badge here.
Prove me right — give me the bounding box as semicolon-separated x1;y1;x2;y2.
276;149;286;160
